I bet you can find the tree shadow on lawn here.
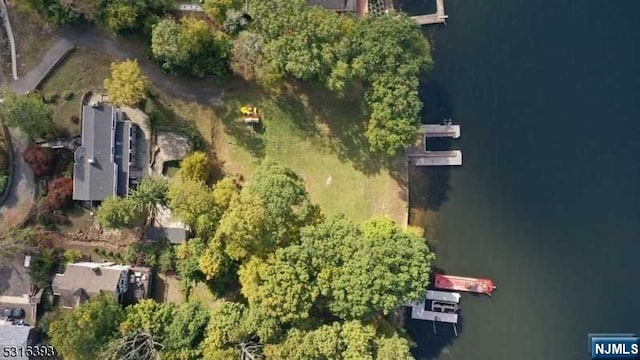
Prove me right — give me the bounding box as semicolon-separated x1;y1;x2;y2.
271;82;403;176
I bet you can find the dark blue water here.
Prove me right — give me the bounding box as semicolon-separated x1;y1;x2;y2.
403;1;640;359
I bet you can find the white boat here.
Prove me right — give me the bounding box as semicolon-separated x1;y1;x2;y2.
426;290;461;303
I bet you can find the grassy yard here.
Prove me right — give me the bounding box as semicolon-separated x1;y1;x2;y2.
157;81;408;224
7;2;57;76
40;49;113;136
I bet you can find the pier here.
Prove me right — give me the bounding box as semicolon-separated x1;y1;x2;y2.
412;0;448;25
407;122;463;166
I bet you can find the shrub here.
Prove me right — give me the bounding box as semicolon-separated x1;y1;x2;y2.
63;249;83;263
23;145;54;177
0;145;9;175
70;115;80;124
45;177;73;210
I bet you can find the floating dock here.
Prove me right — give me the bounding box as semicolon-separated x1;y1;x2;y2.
407;122;463;166
422;124;460;138
412;0;448;25
435;274;496;296
426;290;462;303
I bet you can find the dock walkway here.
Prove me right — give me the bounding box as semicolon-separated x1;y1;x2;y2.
412;0;448;25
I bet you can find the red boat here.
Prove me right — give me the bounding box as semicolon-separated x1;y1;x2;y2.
434;274;496;296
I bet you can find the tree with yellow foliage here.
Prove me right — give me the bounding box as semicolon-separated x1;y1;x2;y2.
104;60;147;106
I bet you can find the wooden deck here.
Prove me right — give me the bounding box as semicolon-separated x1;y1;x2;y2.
412;0;448;25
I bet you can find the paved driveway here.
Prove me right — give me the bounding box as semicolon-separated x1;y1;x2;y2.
0;128;35;229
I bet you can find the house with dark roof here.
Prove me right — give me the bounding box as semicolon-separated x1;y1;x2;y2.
52;262;151;308
73;103;141;202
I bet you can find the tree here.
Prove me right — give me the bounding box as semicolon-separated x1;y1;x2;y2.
0;89;55;140
101;332;163;360
202;301;249;350
214;192;268;261
230;31;265;81
151;18;231;78
177;151;210;183
167;177;217;237
203;0;241;23
375;335;414;360
222;9;250;35
198;236;232;281
239;244;318;323
48;293;125;360
101;2;141;33
162;301;210;359
28;248;57;288
245;158;319;247
328;217;434;319
97;196;144;229
175;238;207;294
129;176;169;221
45;177;73;209
151;19;188;73
23;145;54;177
119;299;175;340
104;60;147;106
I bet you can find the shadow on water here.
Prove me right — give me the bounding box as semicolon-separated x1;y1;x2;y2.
409;165;452;212
419;79;452;124
406;307;464;360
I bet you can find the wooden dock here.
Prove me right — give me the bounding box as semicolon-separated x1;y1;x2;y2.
412;0;448;25
407;122;463;166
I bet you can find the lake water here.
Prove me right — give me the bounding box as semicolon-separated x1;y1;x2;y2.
401;0;640;359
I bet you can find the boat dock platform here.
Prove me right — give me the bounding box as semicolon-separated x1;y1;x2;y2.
407;301;459;323
412;0;448;25
435;274;497;296
407;122;463;166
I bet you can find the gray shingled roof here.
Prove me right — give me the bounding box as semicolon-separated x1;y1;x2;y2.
52;263;126;307
73;104;117;201
307;0;357;11
0;325;32;360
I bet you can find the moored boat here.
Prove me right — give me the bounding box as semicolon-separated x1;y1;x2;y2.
434;274;496;296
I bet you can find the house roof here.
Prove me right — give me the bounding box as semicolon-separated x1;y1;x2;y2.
52;262;128;307
146;226;188;244
307;0;357;12
73;104;117;201
52;262;152;307
0;256;32;297
0;324;32;359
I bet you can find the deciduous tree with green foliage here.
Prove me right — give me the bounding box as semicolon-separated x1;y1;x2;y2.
0;89;55;140
151;18;231;78
176;151;211;183
104;60;147;106
203;0;241;23
168;177;218;237
119;299;175;339
162;301;210;360
101;1;143;33
48;293;125;360
97;196;144;229
129;175;169;221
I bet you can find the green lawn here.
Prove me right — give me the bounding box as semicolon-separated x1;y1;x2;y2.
159;81;408;224
40;49;113;136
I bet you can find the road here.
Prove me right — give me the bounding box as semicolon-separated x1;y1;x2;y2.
0;127;35;229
